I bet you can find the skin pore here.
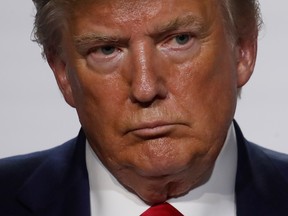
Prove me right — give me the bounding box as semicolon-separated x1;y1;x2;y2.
48;0;256;204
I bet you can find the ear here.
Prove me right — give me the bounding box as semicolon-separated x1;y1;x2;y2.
235;38;257;88
47;54;76;108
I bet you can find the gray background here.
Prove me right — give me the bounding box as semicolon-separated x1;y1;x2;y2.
1;1;287;158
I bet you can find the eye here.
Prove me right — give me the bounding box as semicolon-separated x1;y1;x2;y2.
88;45;118;56
174;34;191;45
161;33;194;51
159;32;199;61
86;44;123;69
87;44;121;61
100;45;117;55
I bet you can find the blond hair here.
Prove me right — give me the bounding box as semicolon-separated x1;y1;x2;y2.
32;0;262;57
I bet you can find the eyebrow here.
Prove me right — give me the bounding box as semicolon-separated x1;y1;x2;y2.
73;14;208;55
151;14;206;37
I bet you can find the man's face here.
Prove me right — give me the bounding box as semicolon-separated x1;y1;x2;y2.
51;0;255;204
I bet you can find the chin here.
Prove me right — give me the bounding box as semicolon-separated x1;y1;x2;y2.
136;157;190;178
135;175;200;205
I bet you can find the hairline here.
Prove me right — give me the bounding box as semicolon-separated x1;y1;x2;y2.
33;0;260;58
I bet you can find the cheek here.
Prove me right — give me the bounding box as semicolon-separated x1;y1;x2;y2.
172;49;238;130
74;75;131;162
70;69;127;131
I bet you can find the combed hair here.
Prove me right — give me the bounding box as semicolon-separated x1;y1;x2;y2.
32;0;262;58
221;0;262;41
32;0;70;57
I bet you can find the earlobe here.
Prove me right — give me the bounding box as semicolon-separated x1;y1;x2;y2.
47;54;76;107
236;39;257;88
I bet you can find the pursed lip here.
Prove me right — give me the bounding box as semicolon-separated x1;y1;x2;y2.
127;121;181;139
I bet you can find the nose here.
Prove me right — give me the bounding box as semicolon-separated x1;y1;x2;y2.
128;41;168;106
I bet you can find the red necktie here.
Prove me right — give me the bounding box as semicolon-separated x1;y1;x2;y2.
141;202;183;216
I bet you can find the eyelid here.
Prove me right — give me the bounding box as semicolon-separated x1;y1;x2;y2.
87;44;117;55
74;35;126;56
162;32;194;45
79;43;123;58
86;44;126;68
154;28;196;44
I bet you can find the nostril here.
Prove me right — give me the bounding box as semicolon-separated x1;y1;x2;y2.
130;93;167;107
135;100;154;108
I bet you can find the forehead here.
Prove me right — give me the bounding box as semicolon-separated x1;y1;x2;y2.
70;0;222;31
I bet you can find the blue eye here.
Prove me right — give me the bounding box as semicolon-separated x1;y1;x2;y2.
175;34;190;45
100;46;116;55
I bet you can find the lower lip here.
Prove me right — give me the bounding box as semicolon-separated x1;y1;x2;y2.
131;124;175;139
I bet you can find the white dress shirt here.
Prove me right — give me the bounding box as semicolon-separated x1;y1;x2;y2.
86;123;237;215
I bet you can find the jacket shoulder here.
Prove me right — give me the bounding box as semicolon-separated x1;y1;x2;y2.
0;129;89;215
0;137;78;199
0;137;77;171
234;121;288;216
248;141;288;181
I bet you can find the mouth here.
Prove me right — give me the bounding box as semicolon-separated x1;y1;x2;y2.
128;122;179;139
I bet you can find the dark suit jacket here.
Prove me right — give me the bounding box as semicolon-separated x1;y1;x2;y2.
1;122;288;216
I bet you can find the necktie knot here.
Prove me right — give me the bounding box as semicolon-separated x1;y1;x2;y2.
141;202;183;216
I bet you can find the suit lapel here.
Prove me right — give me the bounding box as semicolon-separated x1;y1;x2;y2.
234;121;288;216
17;129;91;216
